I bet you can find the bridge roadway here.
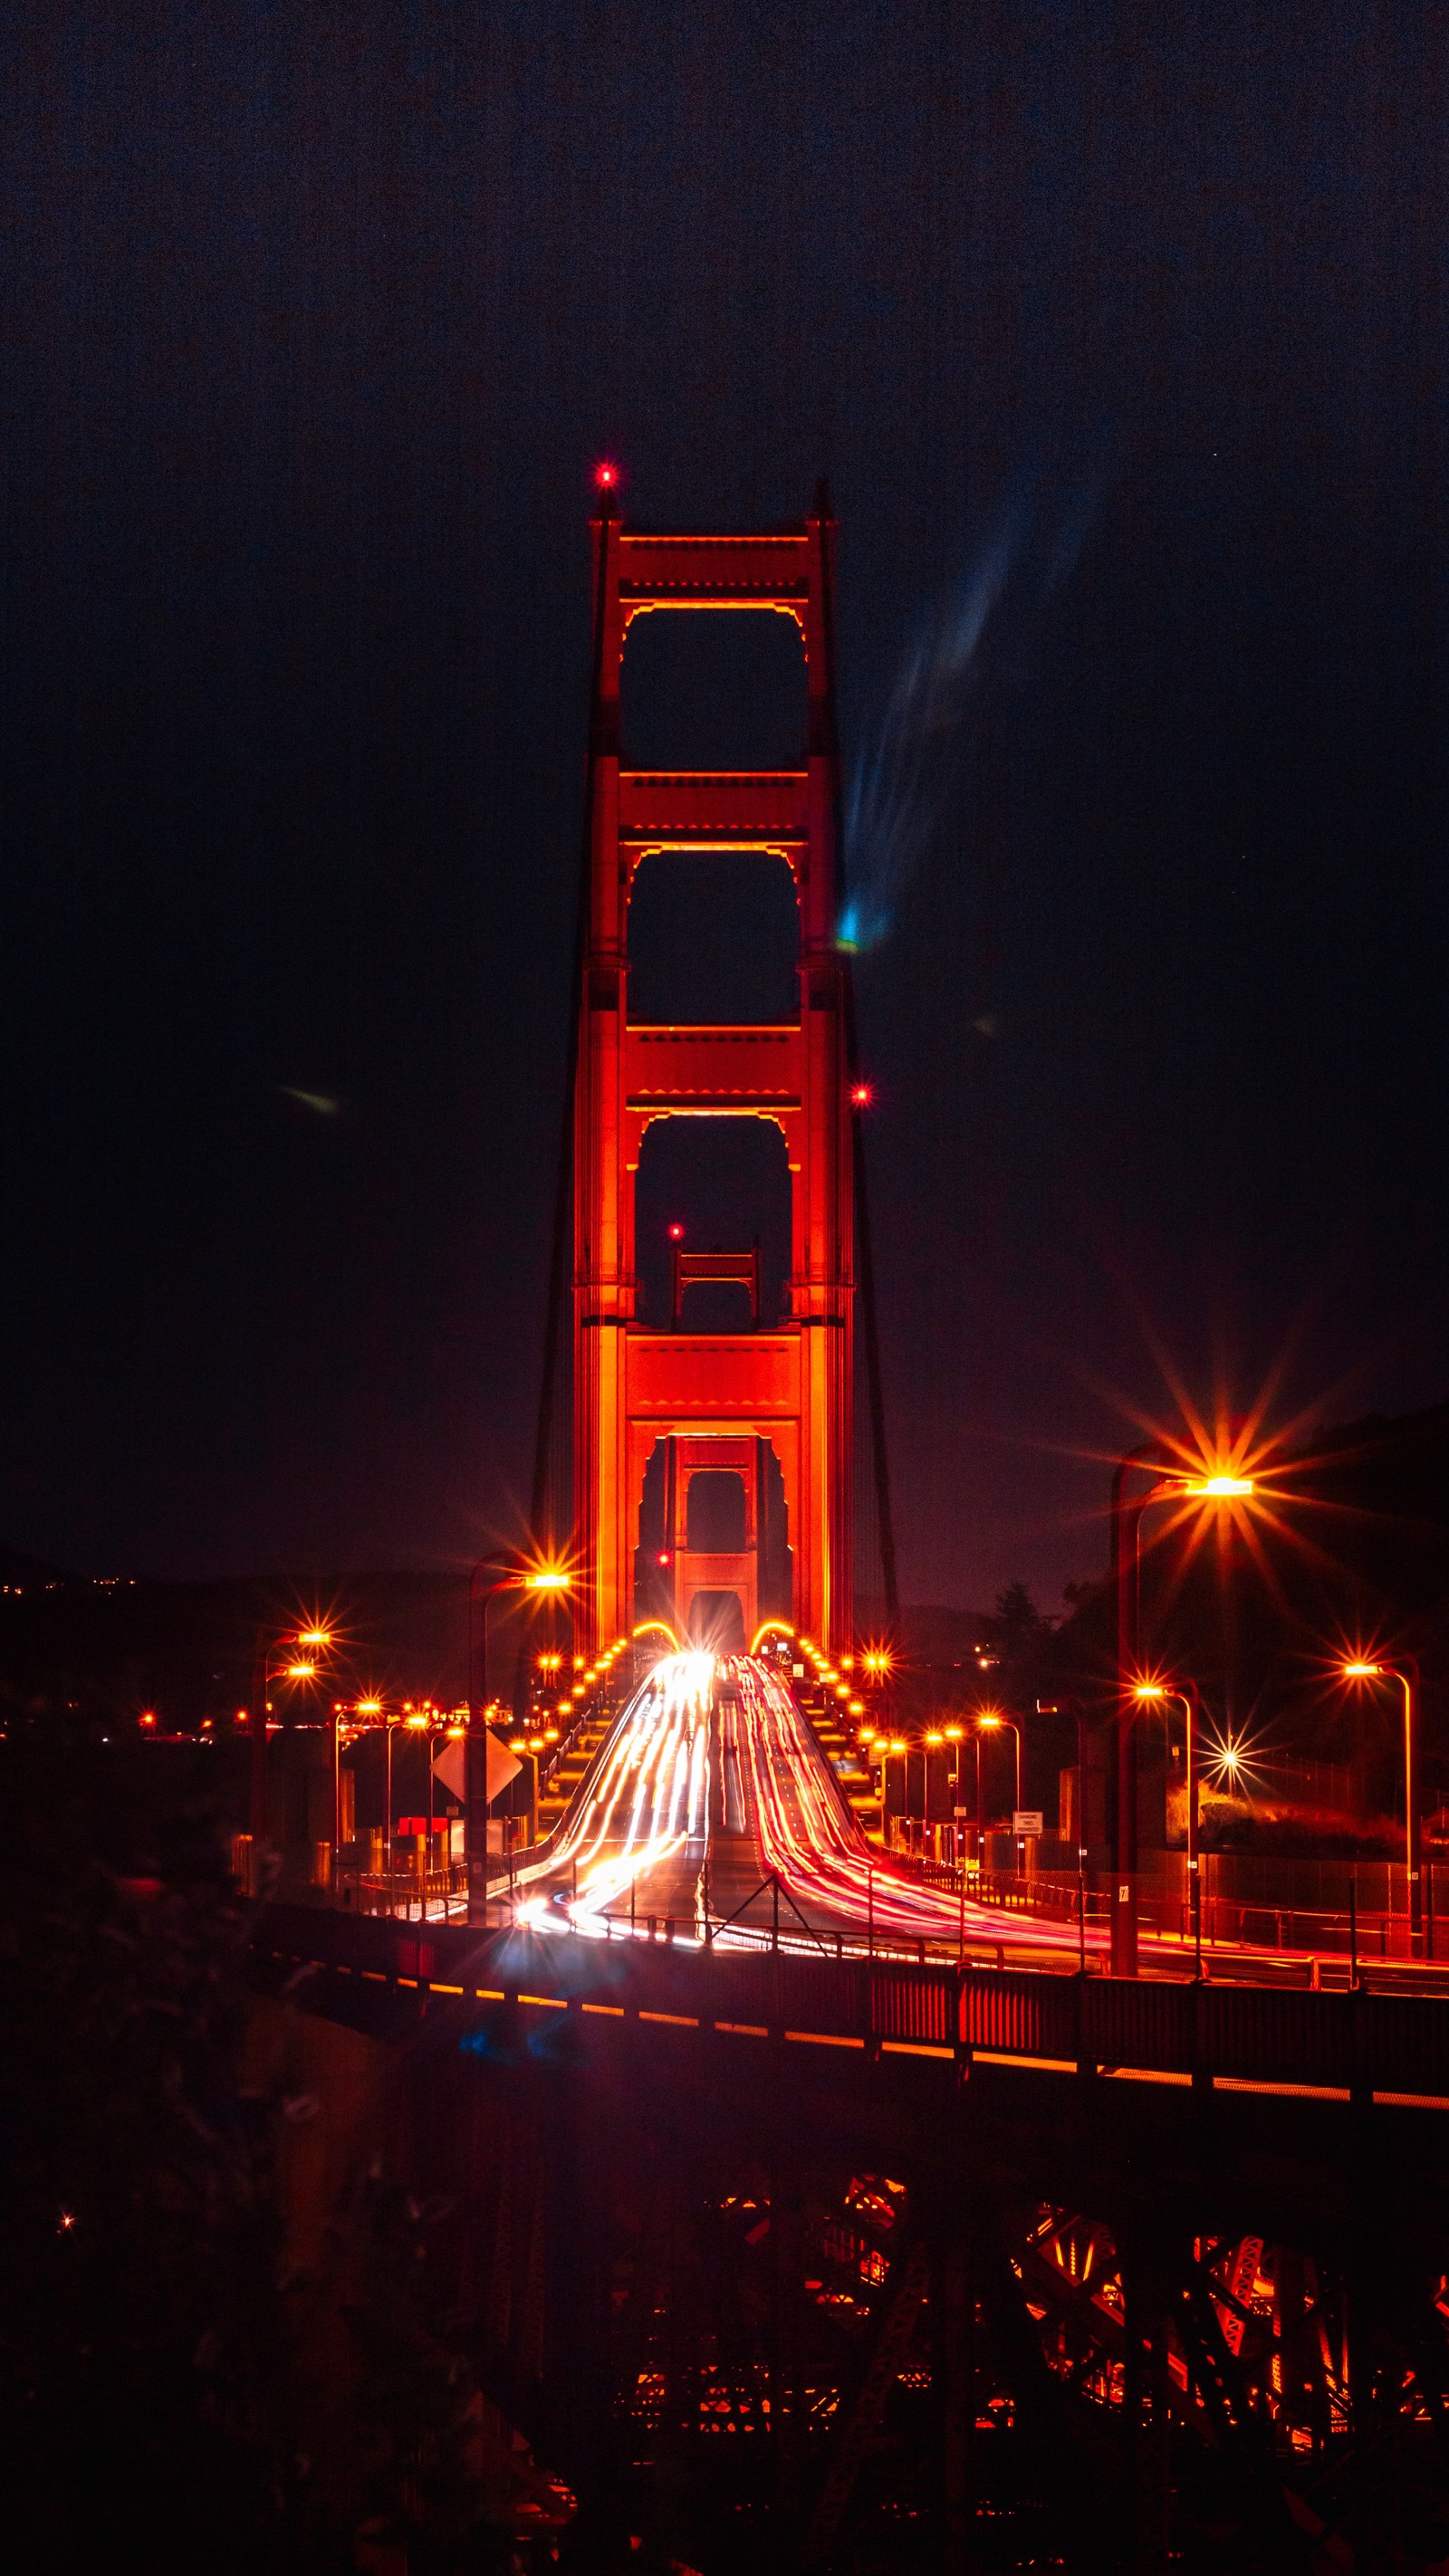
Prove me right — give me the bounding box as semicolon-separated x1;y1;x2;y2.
487;1652;1292;1978
502;1650;1085;1955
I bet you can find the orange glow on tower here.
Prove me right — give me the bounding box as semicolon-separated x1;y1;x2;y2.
572;493;853;1652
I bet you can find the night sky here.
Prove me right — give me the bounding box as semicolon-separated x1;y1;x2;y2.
4;4;1446;1611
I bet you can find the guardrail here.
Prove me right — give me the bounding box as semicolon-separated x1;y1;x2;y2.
253;1901;1449;2106
333;1862;465;1919
877;1855;1444;1966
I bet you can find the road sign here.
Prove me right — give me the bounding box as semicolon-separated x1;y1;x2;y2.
1013;1810;1044;1837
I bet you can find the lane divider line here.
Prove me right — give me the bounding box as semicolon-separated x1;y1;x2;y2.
971;2051;1076;2074
1214;2076;1351;2102
786;2030;864;2049
1098;2064;1193;2088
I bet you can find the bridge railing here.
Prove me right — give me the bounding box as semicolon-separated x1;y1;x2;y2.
875;1853;1446;1966
252;1901;1449;2103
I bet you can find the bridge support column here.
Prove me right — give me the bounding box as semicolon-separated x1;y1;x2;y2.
571;496;855;1654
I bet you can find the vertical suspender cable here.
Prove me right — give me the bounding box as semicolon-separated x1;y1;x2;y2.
844;973;899;1625
815;481;899;1626
529;500;615;1559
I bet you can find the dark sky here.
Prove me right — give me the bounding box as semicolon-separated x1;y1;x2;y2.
4;3;1447;1610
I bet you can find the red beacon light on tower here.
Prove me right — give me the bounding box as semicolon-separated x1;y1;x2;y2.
849;1081;873;1109
667;1222;685;1240
593;459;620;493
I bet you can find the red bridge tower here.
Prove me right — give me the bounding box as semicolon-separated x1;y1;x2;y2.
572;494;853;1655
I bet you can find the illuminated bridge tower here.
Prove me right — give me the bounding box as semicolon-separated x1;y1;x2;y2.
572;493;853;1656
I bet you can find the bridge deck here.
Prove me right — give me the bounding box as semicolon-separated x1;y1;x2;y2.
255;1902;1449;2109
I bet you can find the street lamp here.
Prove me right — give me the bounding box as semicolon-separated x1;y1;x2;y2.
1038;1697;1093;1968
883;1738;907;1842
1109;1451;1254;1975
467;1556;572;1718
249;1623;334;1843
942;1723;966;1864
465;1557;573;1922
1340;1657;1423;1954
1133;1679;1203;1975
975;1710;1022;1859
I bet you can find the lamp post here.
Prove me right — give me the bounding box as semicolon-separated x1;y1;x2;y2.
884;1738;908;1844
975;1711;1021;1863
1110;1454;1253;1975
943;1723;966;1866
1341;1658;1423;1955
1132;1680;1203;1976
467;1557;515;1720
249;1623;333;1845
350;1698;382;1863
468;1556;573;1717
1038;1699;1092;1970
465;1558;571;1919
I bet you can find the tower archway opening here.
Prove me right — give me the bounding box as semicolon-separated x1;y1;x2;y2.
620;608;806;771
632;1436;793;1646
634;1116;792;1329
686;1470;748;1553
686;1590;747;1653
628;850;799;1027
